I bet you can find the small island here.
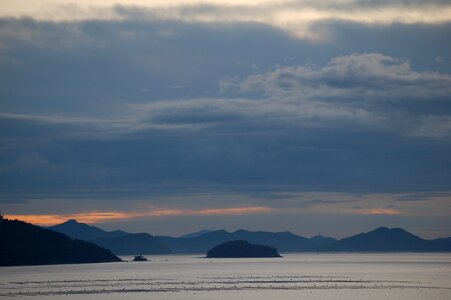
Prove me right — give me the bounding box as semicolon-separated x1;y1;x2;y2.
206;240;281;258
132;255;148;261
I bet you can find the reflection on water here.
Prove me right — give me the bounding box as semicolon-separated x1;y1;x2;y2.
1;253;450;299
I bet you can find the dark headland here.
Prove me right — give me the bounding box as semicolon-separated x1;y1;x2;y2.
206;240;282;258
0;217;121;267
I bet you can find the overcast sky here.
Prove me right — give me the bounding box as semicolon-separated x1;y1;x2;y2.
1;0;451;238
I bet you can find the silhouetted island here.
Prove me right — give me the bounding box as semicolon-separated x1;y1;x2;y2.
0;217;121;266
133;255;148;261
206;240;281;258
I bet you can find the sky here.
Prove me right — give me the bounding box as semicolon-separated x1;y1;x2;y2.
1;0;451;239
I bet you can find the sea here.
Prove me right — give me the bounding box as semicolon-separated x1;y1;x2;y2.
1;253;450;299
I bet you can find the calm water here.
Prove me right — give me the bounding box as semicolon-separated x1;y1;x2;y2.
1;253;450;299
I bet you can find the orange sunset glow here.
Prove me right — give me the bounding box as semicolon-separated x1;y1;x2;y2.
4;206;273;226
355;208;401;215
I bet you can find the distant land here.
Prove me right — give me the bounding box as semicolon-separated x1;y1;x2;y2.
50;219;129;240
156;229;332;253
91;234;170;255
0;217;121;267
48;220;451;254
50;220;333;254
320;227;451;252
206;240;281;258
180;229;214;239
49;220;170;255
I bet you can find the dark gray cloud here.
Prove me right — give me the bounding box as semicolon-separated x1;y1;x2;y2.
395;192;451;202
2;18;450;115
1;102;450;197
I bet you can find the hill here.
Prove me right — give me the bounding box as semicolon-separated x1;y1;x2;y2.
320;227;451;252
49;220;321;254
0;218;121;266
206;240;281;258
49;219;128;240
91;233;171;255
49;219;171;255
309;235;337;246
157;229;323;253
48;220;451;254
180;229;214;239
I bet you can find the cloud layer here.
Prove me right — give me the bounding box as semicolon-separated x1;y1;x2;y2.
242;53;451;101
0;4;450;237
1;52;451;197
2;0;451;39
5;206;273;226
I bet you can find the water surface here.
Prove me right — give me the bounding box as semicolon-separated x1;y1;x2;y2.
1;253;450;299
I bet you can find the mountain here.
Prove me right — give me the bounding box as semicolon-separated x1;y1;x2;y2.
49;219;128;240
157;229;317;253
175;229;232;252
320;227;451;252
180;229;214;239
0;218;121;266
309;235;337;246
91;233;171;255
47;220;451;254
48;220;171;255
206;240;281;258
431;237;451;249
230;230;316;252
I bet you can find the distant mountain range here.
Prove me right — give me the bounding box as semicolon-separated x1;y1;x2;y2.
91;234;170;255
0;218;121;266
180;229;214;239
50;219;129;240
320;227;451;252
48;220;451;255
49;220;170;255
156;229;334;253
